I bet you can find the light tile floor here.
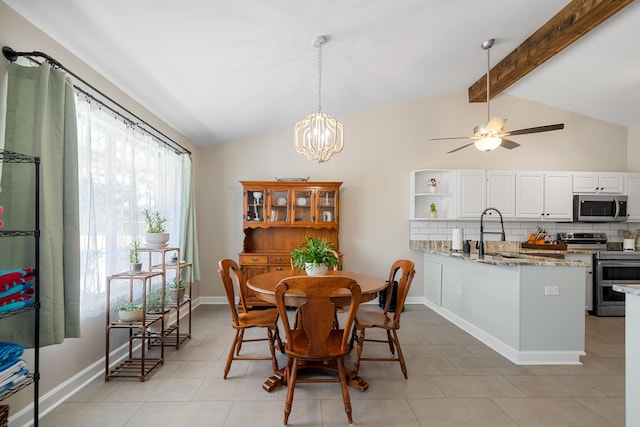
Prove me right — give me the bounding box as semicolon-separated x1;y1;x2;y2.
40;305;625;426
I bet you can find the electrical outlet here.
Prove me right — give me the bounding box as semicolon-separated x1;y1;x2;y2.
545;285;560;296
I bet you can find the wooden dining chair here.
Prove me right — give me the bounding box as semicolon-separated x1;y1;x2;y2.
350;259;415;379
274;276;362;425
218;259;283;379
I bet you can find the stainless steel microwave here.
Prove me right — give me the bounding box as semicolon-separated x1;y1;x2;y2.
573;194;627;222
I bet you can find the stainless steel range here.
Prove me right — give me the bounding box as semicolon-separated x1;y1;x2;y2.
558;232;640;317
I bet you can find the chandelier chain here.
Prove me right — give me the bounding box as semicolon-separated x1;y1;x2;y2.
317;42;322;113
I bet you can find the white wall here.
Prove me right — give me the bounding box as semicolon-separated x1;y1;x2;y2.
199;90;631;304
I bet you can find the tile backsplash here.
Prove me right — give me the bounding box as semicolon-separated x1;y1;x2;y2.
410;220;640;247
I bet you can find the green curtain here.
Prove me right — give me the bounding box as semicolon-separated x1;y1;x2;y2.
180;154;200;281
0;63;80;347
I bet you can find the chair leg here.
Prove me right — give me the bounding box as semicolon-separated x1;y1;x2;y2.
224;329;241;379
387;329;395;355
266;328;279;374
337;357;354;425
274;324;285;353
349;324;358;352
235;329;245;355
284;359;299;425
352;328;366;376
393;330;408;379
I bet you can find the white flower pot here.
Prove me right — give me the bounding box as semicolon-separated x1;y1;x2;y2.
145;232;170;248
119;308;143;322
305;263;328;276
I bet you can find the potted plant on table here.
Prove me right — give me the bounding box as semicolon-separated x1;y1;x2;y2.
129;240;142;273
291;236;340;276
113;301;143;322
142;208;169;248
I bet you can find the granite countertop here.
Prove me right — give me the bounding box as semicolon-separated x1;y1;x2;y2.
613;284;640;296
424;251;586;266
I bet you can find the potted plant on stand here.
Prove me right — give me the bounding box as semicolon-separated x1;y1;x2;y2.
142;208;169;248
169;277;186;302
430;203;438;218
114;301;143;322
129;240;142;273
291;236;340;276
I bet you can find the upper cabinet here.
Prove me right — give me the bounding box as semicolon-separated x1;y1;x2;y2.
626;173;640;221
456;170;486;219
486;171;516;218
242;182;339;227
572;172;624;194
515;172;573;221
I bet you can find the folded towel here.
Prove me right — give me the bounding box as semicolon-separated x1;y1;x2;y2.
0;283;33;300
0;291;33;306
0;359;26;383
0;301;32;313
0;342;24;365
0;272;34;292
0;367;29;392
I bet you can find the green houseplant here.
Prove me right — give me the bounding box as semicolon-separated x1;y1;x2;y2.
142;208;169;248
430;203;437;218
291;236;339;276
113;300;143;322
129;240;142;272
169;277;186;301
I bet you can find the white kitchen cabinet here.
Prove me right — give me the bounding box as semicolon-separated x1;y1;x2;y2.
573;172;624;194
456;170;486;218
516;172;572;221
626;173;640;221
410;169;455;220
487;171;516;218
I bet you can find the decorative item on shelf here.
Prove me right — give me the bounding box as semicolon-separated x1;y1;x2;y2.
294;35;344;164
428;177;439;193
253;191;263;221
275;177;310;182
129;240;142;273
169;277;186;302
169;251;178;264
430;203;437;218
142;208;169;248
291;235;340;276
114;301;143;322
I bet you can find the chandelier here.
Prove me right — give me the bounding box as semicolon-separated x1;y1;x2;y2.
294;35;344;163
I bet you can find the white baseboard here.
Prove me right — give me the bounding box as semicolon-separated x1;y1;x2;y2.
423;299;584;365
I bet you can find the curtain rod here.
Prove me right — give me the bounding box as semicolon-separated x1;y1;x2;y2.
2;46;191;156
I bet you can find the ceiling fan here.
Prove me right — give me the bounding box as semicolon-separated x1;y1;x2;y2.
431;39;564;154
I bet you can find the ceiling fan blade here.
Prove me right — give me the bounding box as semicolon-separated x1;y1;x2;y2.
430;136;471;141
486;117;506;133
447;142;474;154
500;139;520;149
506;123;564;136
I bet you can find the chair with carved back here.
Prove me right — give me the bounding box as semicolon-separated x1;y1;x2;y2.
218;258;283;379
274;275;362;425
350;259;415;379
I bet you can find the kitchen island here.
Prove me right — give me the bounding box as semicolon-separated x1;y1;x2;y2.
612;284;640;426
423;251;587;365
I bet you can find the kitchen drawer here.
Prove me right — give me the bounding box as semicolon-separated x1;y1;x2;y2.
269;255;291;265
239;254;268;265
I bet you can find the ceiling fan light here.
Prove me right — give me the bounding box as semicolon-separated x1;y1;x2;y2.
474;137;502;151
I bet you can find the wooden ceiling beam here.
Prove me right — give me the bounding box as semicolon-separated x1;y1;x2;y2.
468;0;634;103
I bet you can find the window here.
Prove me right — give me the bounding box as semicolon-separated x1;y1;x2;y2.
76;99;184;317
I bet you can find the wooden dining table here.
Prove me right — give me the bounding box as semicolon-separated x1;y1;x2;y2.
246;269;386;392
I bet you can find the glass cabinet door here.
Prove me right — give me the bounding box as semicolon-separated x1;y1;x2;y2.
292;189;313;224
245;188;266;223
317;189;337;224
268;189;290;224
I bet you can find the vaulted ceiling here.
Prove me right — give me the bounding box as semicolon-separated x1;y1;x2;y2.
3;0;640;148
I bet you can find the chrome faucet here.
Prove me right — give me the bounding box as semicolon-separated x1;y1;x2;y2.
478;207;505;256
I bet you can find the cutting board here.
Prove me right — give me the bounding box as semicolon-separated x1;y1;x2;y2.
521;243;568;250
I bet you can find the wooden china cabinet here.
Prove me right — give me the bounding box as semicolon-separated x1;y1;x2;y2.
239;180;342;305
